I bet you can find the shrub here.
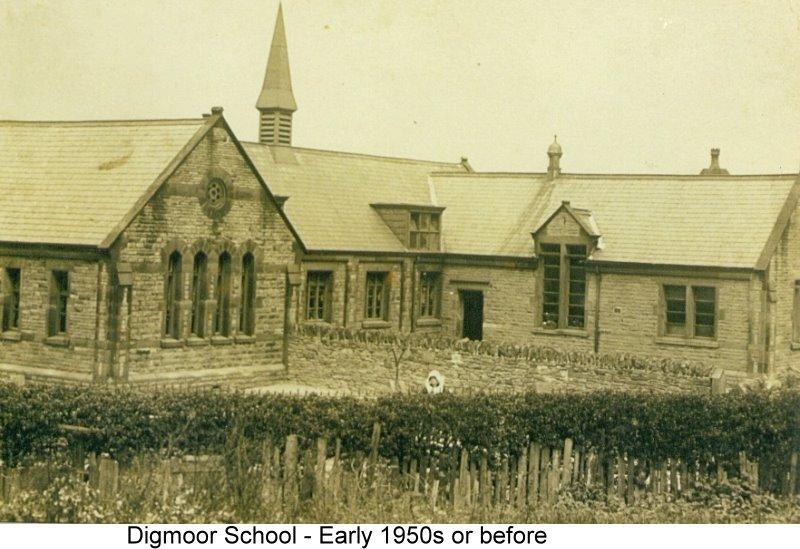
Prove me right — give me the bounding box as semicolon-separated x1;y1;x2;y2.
0;383;797;469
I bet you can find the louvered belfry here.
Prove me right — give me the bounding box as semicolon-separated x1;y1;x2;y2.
257;4;297;145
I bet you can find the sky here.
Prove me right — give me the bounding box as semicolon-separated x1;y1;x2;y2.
2;0;800;174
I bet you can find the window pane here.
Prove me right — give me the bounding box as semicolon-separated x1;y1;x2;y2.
214;253;231;336
190;253;207;337
693;286;715;338
664;284;686;336
306;271;332;321
419;271;440;318
365;272;388;320
541;246;561;327
2;268;21;331
163;252;182;338
239;253;256;336
567;246;586;328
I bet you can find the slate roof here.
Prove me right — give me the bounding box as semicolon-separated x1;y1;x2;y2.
0;118;208;247
242;143;467;252
431;173;799;269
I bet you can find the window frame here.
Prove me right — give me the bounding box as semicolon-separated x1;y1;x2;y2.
409;211;441;251
305;270;333;322
418;271;442;319
214;252;232;337
538;242;587;330
163;251;183;339
48;270;70;337
1;267;21;332
364;271;389;321
239;252;257;336
189;252;209;338
659;283;718;340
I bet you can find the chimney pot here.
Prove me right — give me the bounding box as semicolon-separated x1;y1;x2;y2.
211;106;224;115
699;147;729;175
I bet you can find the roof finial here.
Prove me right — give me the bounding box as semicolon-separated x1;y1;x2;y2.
547;135;562;179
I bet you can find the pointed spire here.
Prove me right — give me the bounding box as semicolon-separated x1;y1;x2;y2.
257;4;297;112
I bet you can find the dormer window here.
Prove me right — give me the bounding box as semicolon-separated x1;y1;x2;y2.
410;211;440;251
532;202;599;332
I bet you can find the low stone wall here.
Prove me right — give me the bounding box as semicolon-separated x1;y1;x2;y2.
286;327;716;395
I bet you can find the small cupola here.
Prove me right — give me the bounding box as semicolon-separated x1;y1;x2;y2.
699;148;730;175
547;135;562;179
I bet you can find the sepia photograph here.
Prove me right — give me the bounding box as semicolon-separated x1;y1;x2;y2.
0;0;799;537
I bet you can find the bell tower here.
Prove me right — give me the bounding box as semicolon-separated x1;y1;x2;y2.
256;4;297;145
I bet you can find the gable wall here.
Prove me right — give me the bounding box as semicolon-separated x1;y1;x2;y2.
113;123;297;385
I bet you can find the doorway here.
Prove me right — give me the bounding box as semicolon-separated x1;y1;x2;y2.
460;290;484;340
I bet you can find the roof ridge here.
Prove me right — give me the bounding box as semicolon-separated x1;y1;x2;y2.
0;118;204;126
431;171;798;179
242;141;464;167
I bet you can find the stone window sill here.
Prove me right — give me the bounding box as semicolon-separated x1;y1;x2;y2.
235;335;256;344
304;320;334;328
655;336;719;349
362;320;391;329
531;327;590;339
1;330;22;342
416;318;442;327
186;336;209;347
45;335;70;348
160;338;183;349
210;336;233;346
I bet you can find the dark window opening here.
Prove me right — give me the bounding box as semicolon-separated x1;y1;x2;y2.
164;252;183;339
48;270;69;337
306;271;332;322
214;252;232;336
418;271;441;319
365;272;389;320
190;252;208;337
460;290;483;340
239;253;256;336
2;268;20;332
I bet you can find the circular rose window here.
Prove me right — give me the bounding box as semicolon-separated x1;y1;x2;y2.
207;179;227;210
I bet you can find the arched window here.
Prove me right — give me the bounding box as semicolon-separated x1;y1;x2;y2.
190;252;208;337
164;251;183;338
239;253;256;336
214;252;231;336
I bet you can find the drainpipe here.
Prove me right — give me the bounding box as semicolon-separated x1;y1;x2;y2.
593;265;602;354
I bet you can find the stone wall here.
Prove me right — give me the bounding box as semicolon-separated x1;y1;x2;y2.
0;254;110;383
285;328;714;396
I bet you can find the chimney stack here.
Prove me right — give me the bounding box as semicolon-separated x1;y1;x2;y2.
699;148;729;175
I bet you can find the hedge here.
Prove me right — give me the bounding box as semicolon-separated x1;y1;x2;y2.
0;383;797;467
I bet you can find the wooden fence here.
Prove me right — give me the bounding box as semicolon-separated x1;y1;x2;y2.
1;422;798;512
